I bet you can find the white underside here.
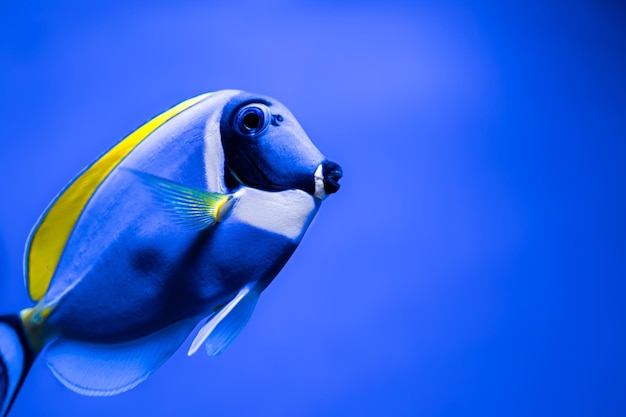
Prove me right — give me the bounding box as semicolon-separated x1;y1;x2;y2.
231;187;317;241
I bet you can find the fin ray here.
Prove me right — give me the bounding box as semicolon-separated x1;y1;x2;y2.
188;283;259;357
45;318;196;396
127;169;232;230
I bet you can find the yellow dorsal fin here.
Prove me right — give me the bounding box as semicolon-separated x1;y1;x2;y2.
25;93;210;301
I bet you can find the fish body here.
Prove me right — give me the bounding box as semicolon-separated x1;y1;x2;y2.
40;187;316;344
0;90;342;414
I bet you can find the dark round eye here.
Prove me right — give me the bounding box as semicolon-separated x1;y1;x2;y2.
234;104;271;136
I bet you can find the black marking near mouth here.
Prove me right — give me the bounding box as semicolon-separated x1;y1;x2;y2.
322;161;343;194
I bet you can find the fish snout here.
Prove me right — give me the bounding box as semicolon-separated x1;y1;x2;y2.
314;160;343;200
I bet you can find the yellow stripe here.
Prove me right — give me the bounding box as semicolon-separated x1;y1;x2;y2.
26;93;210;301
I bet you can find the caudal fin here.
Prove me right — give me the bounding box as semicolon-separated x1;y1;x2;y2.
0;314;35;417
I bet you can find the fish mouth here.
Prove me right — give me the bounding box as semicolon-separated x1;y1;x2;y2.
314;160;343;200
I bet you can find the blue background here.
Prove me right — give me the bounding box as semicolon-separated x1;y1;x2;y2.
1;0;624;416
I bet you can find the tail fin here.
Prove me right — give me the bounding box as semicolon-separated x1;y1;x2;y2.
0;314;35;417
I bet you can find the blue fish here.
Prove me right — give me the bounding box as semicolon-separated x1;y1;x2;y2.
0;90;342;416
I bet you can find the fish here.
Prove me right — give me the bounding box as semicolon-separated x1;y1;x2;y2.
0;90;342;416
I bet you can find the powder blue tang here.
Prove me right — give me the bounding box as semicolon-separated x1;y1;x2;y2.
0;89;342;415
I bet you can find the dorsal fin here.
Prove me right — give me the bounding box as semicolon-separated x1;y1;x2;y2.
25;93;211;302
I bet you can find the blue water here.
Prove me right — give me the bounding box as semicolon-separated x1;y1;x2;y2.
1;1;624;416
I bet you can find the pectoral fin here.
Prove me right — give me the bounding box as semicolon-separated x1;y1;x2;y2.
188;283;260;357
127;169;233;230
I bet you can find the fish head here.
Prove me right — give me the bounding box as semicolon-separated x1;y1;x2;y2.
220;93;342;200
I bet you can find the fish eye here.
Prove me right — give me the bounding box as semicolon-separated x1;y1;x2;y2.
234;103;271;136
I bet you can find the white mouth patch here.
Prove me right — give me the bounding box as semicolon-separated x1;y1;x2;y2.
314;164;326;200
